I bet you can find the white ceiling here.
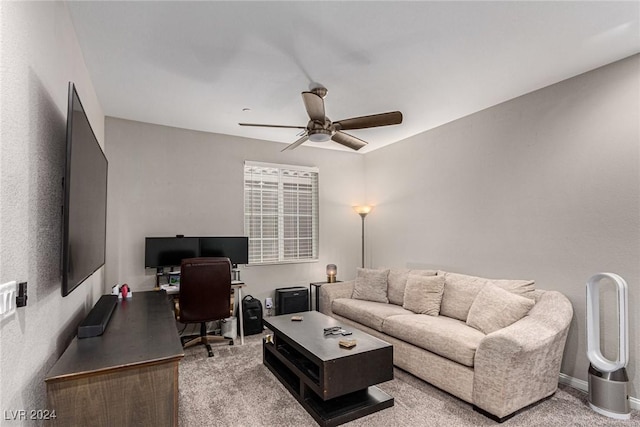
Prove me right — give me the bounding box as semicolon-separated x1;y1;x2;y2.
67;1;639;153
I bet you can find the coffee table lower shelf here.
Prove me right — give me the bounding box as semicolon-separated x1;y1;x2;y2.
263;341;393;427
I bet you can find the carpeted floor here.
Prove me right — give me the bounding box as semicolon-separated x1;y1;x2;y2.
179;333;639;426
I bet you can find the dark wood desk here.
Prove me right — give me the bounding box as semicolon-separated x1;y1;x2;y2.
45;291;184;426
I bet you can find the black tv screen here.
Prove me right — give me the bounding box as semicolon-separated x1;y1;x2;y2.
145;237;200;268
62;83;108;296
200;237;249;265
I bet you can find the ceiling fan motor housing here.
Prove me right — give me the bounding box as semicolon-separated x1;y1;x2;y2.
309;84;328;98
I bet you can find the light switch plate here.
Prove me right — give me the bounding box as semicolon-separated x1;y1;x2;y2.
0;281;17;319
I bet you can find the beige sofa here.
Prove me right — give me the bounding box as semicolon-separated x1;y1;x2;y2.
319;268;573;422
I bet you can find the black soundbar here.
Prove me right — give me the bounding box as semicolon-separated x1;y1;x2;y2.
78;295;118;338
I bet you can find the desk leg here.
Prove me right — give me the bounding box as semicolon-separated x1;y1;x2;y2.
238;287;244;345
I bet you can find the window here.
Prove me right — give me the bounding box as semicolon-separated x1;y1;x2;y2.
244;161;319;264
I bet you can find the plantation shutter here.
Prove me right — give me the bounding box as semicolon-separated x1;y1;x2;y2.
244;161;319;264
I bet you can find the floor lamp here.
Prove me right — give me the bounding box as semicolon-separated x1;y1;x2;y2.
353;206;373;268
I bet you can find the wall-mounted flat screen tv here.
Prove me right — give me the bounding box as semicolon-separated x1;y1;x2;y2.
62;83;108;296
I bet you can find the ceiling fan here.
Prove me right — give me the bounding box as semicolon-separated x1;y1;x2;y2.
239;84;403;151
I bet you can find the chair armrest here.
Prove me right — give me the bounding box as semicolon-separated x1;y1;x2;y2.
473;290;573;419
319;281;354;315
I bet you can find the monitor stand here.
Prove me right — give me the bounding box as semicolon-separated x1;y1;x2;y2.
232;264;240;282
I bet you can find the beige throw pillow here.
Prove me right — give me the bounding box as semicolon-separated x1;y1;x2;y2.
466;283;535;334
352;268;390;303
440;272;535;321
402;275;445;315
387;268;438;306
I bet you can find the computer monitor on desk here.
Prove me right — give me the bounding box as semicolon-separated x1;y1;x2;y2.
146;236;249;282
144;237;199;269
199;237;248;266
199;237;248;281
145;236;248;268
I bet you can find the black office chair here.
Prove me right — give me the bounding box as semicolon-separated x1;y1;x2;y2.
178;257;233;357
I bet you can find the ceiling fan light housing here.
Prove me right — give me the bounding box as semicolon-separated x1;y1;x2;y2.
309;129;332;142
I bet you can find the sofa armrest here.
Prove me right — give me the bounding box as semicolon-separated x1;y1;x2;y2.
319;281;354;316
473;290;573;419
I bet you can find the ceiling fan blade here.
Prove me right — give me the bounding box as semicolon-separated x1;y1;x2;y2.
334;111;403;131
281;133;309;152
331;131;368;151
301;91;325;122
239;123;306;129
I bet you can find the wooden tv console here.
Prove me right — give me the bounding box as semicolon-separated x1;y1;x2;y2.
45;291;184;426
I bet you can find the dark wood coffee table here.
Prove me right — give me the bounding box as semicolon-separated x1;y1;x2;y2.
263;311;393;427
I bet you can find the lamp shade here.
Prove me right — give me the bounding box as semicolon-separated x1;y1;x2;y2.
326;264;337;283
353;205;373;216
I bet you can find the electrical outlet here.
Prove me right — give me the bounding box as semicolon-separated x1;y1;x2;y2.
0;281;17;319
265;297;273;309
16;282;27;307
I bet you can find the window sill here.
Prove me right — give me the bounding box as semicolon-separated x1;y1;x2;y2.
247;259;319;267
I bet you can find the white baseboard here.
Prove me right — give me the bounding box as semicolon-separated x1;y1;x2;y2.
559;373;640;411
558;373;589;391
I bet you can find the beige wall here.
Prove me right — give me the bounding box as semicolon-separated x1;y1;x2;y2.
104;118;366;305
0;1;105;419
364;55;640;398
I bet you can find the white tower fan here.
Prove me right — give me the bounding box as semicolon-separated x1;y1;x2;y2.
586;273;630;419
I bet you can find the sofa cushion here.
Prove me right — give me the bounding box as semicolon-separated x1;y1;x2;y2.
402;274;445;315
493;279;536;299
440;272;535;322
467;283;535;334
352;268;390;303
332;298;413;331
387;269;437;306
382;314;485;367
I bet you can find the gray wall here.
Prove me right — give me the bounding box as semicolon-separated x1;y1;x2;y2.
364;55;639;397
105;118;365;305
0;1;105;420
1;1;636;415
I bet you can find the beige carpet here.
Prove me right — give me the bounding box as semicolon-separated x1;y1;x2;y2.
178;332;639;426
